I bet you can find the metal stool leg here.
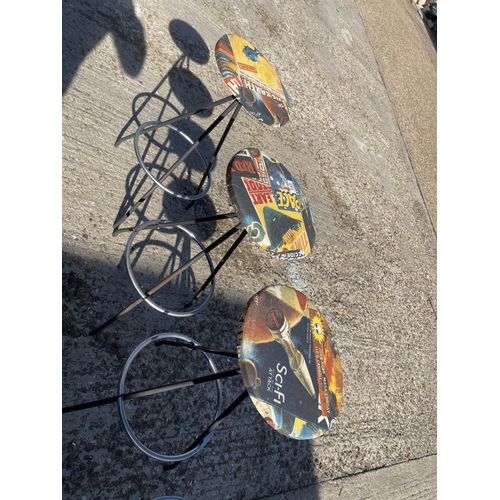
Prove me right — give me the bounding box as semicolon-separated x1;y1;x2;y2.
89;219;243;335
186;101;242;210
62;366;239;413
163;389;249;470
183;229;247;310
113;98;240;232
63;333;244;465
113;208;238;236
114;95;236;147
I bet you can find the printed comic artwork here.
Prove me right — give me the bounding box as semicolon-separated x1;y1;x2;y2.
238;285;343;440
227;148;316;259
215;34;290;127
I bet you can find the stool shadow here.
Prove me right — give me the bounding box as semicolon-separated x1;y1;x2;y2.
62;0;146;94
112;125;218;233
114;20;214;148
123;225;215;314
111;21;223;221
115;68;216;147
112;179;219;317
114;167;218;256
169;19;210;66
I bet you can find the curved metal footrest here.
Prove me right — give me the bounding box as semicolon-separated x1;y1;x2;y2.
118;333;224;464
125;219;216;317
134;121;212;201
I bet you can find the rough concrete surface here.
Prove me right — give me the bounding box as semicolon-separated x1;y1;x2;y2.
265;455;436;500
62;1;437;499
357;0;437;232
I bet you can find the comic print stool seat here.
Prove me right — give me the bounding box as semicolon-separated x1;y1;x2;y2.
113;34;291;234
226;148;315;259
64;286;342;466
89;148;315;334
238;284;343;439
215;34;290;128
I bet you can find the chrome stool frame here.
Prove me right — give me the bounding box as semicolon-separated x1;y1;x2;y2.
63;332;247;467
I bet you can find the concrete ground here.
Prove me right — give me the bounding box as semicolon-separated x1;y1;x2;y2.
62;1;437;499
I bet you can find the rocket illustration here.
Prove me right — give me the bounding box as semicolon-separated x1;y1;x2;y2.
265;308;316;397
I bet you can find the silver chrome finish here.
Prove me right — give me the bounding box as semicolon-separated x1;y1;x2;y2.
125;219;216;317
118;333;223;463
133;122;211;201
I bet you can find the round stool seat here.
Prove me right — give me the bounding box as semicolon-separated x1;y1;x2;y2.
238;284;343;439
215;34;291;127
227;148;316;259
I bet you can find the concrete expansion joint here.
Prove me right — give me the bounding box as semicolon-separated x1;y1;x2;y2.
252;454;437;500
332;452;438;481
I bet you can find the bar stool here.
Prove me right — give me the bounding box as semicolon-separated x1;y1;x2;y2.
64;285;344;466
90;148;316;334
113;34;291;233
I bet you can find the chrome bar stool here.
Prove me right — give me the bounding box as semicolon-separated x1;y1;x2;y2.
113;34;291;234
90;148;316;334
64;285;344;467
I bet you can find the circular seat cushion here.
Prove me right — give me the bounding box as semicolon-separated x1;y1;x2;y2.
226;148;315;259
215;34;290;127
238;284;343;439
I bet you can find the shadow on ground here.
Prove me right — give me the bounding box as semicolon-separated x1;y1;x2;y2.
62;0;146;94
62;250;320;500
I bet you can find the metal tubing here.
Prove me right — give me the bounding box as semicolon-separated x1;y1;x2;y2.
118;332;224;463
134;123;212;202
89;223;243;335
112;212;238;236
134;99;239;185
114;94;236;147
184;229;247;309
186;102;242;210
113;99;240;231
125;223;216;317
62;369;240;414
153;339;238;358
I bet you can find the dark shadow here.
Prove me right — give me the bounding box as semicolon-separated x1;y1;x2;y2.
115;66;215;147
169;19;210;65
114;20;213;145
421;19;437;50
62;250;319;500
110;21;225;226
124;227;214;314
112;124;218;234
62;0;146;94
167;67;214;119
